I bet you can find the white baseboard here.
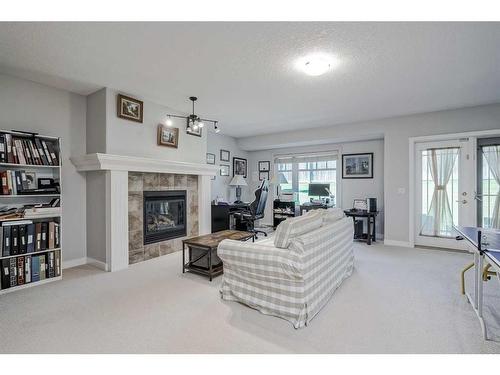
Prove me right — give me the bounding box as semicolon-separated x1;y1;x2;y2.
62;257;87;270
383;239;413;248
86;257;109;271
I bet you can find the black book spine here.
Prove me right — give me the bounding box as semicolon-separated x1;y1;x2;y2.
1;258;10;290
35;138;48;165
11;225;19;255
19;225;27;254
3;225;11;257
0;134;6;163
40;222;48;250
48;251;55;278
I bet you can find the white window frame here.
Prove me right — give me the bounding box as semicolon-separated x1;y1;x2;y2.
273;150;341;205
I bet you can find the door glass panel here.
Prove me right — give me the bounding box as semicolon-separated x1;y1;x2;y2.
480;145;500;229
420;148;459;238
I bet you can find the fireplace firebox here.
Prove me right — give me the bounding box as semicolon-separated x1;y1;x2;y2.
143;190;186;244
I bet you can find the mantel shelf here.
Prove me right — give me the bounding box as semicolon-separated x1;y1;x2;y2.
70;153;218;176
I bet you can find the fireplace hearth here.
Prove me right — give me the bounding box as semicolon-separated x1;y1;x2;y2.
143;190;186;244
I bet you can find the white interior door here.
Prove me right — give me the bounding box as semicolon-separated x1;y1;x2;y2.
415;138;476;250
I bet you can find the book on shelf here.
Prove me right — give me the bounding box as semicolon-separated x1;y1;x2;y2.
0;132;59;167
0;130;62;293
0;251;60;290
0;168;60;196
0;219;59;257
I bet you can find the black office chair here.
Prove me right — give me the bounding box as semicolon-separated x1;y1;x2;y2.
233;179;269;239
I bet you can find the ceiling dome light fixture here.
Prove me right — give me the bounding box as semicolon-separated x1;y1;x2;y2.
296;53;337;77
164;96;220;134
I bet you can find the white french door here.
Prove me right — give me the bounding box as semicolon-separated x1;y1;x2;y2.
414;138;476;250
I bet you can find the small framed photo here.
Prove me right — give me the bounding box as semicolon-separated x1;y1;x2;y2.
233;157;247;178
117;94;143;123
206;153;216;164
25;171;37;189
220;149;230;162
157;124;179;148
259;171;269;181
353;199;368;211
220;164;229;176
186;119;202;137
342;153;374;179
258;161;270;172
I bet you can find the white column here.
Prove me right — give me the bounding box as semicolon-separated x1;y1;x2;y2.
198;175;212;235
105;170;129;272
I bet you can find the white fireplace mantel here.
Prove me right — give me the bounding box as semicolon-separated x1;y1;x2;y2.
70;153;219;175
71;153;216;272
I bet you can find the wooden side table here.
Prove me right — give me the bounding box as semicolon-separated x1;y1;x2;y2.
182;230;254;281
343;209;379;245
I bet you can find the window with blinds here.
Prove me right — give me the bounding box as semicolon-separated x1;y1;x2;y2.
274;152;338;204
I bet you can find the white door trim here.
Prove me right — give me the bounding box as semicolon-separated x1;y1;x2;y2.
409;129;500;248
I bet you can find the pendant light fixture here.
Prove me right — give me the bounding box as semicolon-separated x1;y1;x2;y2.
165;96;220;133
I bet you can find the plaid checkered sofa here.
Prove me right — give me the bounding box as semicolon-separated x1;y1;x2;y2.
218;208;354;328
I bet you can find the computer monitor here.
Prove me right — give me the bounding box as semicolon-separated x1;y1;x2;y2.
308;183;330;197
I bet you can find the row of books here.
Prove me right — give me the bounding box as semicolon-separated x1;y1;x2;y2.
0;133;59;166
1;251;61;290
1;220;60;257
0;169;60;195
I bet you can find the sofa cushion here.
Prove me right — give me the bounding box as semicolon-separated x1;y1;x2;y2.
274;210;323;249
322;208;345;224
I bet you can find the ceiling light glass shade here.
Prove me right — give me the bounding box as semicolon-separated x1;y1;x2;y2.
214;126;220;133
303;58;330;76
166;117;173;126
198;121;204;128
296;53;336;76
192;124;199;131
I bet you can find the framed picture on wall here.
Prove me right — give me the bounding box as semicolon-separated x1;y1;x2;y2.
342;153;374;179
117;94;143;123
258;161;270;172
206;153;216;164
157;124;179;148
220;149;230;162
233;157;247;178
259;171;269;181
220;164;229;176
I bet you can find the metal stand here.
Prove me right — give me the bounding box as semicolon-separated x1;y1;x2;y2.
464;231;488;340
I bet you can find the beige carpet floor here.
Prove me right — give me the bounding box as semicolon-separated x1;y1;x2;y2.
1;243;500;353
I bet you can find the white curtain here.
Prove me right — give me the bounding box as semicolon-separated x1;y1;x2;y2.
420;148;459;237
483;146;500;229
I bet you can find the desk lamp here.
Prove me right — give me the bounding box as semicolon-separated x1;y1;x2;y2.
229;175;247;203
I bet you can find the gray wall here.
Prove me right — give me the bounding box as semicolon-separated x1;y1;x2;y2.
247;139;384;232
238;103;500;243
105;88;207;164
0;74;87;264
207;132;250;203
86;88;107;154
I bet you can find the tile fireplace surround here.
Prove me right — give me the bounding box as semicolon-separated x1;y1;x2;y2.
71;153;218;272
128;172;199;264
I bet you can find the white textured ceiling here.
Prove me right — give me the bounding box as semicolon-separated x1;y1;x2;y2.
0;22;499;137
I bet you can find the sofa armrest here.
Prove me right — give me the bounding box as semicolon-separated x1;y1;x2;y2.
217;239;303;280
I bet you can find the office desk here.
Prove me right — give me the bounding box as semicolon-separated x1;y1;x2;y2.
211;203;249;233
455;226;500;341
300;202;334;215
